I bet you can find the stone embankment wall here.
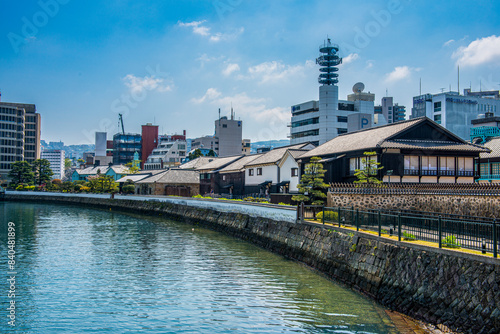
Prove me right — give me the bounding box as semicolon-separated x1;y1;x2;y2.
328;193;500;218
6;193;500;334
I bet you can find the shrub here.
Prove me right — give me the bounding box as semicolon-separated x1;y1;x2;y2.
25;185;35;191
316;210;339;222
122;184;135;194
402;231;417;241
442;235;461;249
278;202;293;206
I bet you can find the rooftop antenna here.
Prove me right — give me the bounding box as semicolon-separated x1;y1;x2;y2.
218;108;221;126
457;65;460;95
231;102;234;120
385;88;388;97
440;88;446;93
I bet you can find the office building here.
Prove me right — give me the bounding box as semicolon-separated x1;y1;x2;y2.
242;139;251;155
411;89;500;140
94;132;112;166
191;136;216;152
141;123;159;169
41;149;65;180
0;99;41;181
112;133;141;165
214;109;242;157
374;97;406;124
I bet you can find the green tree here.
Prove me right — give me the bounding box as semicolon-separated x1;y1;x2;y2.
188;149;203;160
64;158;72;170
122;179;136;194
354;151;384;186
32;159;54;186
77;158;85;165
124;162;140;174
8;161;35;186
292;157;329;205
207;149;216;157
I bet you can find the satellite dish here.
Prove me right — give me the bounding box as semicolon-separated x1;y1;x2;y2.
352;82;365;93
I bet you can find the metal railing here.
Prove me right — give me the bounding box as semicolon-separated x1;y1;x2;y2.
300;205;499;258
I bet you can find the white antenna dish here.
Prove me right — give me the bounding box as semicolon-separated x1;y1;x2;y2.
352;82;365;93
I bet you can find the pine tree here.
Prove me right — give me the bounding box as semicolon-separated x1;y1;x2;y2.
8;161;35;186
354;151;384;186
292;156;329;205
32;159;54;186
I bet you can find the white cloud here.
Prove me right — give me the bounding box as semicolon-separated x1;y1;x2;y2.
443;39;455;47
366;60;374;69
342;53;359;64
247;60;313;84
222;63;240;76
385;66;412;83
453;35;500;67
191;88;222;104
191;89;289;123
122;74;173;93
178;21;243;42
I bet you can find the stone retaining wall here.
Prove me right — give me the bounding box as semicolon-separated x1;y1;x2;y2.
328;193;500;218
6;193;500;334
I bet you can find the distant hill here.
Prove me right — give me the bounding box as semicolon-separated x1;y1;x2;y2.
250;140;290;154
41;140;95;159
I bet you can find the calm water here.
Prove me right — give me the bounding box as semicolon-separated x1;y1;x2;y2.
0;202;394;333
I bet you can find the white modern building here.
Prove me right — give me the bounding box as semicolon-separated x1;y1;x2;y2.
143;136;187;169
41;149;65;180
411;89;500;140
289;40;384;146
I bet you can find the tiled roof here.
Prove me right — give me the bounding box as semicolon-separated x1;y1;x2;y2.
137;169;199;184
480;137;500;159
178;157;217;169
116;174;150;183
74;166;109;175
195;155;243;171
380;140;488;152
108;165;130;174
246;143;312;167
218;154;263;173
300;117;487;158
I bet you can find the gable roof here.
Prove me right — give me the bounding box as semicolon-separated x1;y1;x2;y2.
195;155;243;172
245;143;313;167
218;154;263;173
178;157;217;169
107;165;130;174
137;169;199;184
301;117;488;158
480;137;500;159
74;166;109;176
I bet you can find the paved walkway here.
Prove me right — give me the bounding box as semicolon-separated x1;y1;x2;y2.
6;191;298;223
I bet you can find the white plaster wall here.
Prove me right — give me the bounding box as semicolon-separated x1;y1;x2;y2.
280;155;300;192
245;165;278;186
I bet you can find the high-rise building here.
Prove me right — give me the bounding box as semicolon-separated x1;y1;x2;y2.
112;133;141;165
374;97;406;124
214;109;242;157
141;123;159;168
411;89;500;140
0;99;41;181
289;39;385;146
41;149;65;180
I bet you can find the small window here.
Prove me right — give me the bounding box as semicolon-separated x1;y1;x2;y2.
248;169;254;176
222;175;226;181
257;168;262;175
291;168;298;177
222;124;227;128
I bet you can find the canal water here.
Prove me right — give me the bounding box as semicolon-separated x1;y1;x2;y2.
1;202;395;333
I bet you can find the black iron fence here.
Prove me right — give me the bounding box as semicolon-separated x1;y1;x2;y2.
300;204;499;258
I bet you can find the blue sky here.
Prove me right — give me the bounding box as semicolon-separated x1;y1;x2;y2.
1;0;500;144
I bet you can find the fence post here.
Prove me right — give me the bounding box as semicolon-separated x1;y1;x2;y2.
378;209;381;237
337;206;341;227
398;212;401;242
438;215;442;249
356;209;359;232
351;206;354;227
493;219;498;259
322;206;325;225
301;202;305;223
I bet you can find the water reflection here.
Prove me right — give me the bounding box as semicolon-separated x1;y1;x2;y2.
0;202;392;333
